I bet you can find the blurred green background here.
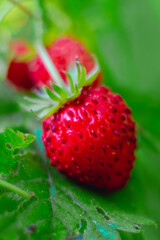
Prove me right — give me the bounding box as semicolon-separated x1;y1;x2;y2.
0;0;160;239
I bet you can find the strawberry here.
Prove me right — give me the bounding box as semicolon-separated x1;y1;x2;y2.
26;52;136;192
27;56;136;192
30;36;102;88
42;86;136;192
6;40;35;91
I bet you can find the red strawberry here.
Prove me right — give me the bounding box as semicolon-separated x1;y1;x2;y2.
30;36;102;88
6;40;34;91
42;85;136;192
26;54;136;192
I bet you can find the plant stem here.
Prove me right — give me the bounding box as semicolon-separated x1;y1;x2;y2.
0;179;30;198
35;41;68;91
8;0;39;20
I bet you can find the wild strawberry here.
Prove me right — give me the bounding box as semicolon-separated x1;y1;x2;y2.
6;40;35;91
42;86;136;192
30;36;102;88
26;59;136;192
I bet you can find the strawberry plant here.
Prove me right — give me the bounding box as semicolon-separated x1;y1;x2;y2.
0;0;160;240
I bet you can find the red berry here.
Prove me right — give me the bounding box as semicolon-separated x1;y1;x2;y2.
30;36;102;88
6;40;34;91
42;86;136;192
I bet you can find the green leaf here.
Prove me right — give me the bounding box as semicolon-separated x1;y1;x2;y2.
51;83;68;99
45;86;61;102
0;127;156;240
37;129;157;239
49;167;155;240
78;64;86;88
0;128;35;174
64;71;75;93
74;83;80;95
38;105;58;119
0;152;54;240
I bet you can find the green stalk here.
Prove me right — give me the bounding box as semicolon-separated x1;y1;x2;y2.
0;179;30;198
8;0;39;20
35;42;68;91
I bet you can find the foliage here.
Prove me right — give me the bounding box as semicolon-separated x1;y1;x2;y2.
0;128;35;174
0;122;156;239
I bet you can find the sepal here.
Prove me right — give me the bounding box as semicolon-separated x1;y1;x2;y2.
24;58;100;119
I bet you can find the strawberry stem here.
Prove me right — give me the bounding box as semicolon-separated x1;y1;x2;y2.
0;179;31;198
24;54;100;119
35;41;68;92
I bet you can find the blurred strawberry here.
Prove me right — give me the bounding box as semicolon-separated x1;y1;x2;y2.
6;40;35;91
30;36;102;88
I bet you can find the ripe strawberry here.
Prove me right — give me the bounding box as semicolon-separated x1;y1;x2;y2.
6;40;35;91
30;36;102;88
26;56;136;192
42;85;136;192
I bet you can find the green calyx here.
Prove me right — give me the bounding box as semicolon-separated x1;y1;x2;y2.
25;44;100;119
